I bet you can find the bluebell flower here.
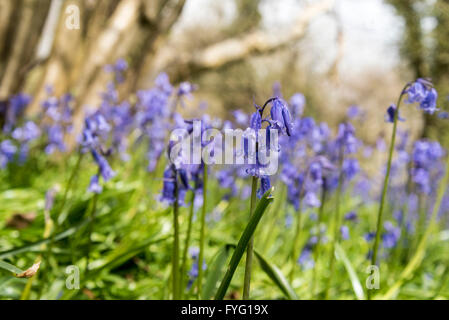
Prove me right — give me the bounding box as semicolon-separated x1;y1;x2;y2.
342;158;360;181
177;82;196;98
297;238;316;269
44;188;56;212
335;122;358;154
347;105;360;119
3;93;31;133
88;175;103;194
269;98;293;136
11;121;41;142
161;167;176;204
344;211;358;222
340;225;350;240
385;104;405;123
419;88;438;114
249;111;262;131
382;221;401;249
405;79;438;114
304;191;320;208
405;79;427;104
289;93;305;118
232;109;249;126
105;58;128;83
91;149;116;181
0;140;17;168
186;247;207;290
257;176;271;198
438;111;449;119
364;232;376;242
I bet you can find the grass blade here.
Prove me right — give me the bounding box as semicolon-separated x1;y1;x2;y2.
335;243;365;300
0;219;90;260
202;245;232;300
253;250;298;300
0;260;23;275
214;187;274;300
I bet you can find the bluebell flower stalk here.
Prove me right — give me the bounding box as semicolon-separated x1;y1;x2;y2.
243;175;258;299
197;164;208;299
369;79;438;299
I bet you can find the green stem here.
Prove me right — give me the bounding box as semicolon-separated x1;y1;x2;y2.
324;149;344;300
243;176;258;299
197;164;208;299
180;189;196;299
172;175;180;299
54;151;84;224
215;188;274;300
368;88;406;300
311;185;327;298
85;192;99;272
289;202;303;283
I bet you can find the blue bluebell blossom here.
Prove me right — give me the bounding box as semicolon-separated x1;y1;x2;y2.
3;93;31;133
289;93;305;119
88;174;103;194
340;225;350;240
105;58;128;83
405;79;438;114
385;104;405;123
0;140;17;168
346;105;361;119
342;158;360;181
344;211;358;222
257;176;271;198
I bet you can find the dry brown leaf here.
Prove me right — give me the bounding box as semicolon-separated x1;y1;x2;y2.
15;261;41;278
6;212;37;229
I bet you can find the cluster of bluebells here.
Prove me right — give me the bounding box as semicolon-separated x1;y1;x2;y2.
2;59;449;271
0;93;41;168
40;86;74;154
365;221;401;256
81;111;116;193
411;140;445;195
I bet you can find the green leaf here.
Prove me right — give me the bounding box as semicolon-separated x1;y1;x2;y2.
0;260;23;275
335;243;365;300
202;245;232;300
214;188;274;300
253;250;298;300
0;219;90;260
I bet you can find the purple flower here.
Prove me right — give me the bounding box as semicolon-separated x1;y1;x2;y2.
88;175;103;193
340;225;350;240
270;98;293;136
105;58;128;83
385;104;405;123
257;176;271;198
347;105;360;119
344;211;358;222
161;167;176;204
405;79;438;114
3;93;31;132
232;109;249;126
91;149;116;181
289;93;305;118
44;189;56;211
382;221;401;249
342;158;360;181
304;191;320;208
0;140;17;168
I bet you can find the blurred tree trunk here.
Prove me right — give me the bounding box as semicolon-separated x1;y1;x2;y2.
387;0;449;141
0;0;331;133
427;0;449;141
